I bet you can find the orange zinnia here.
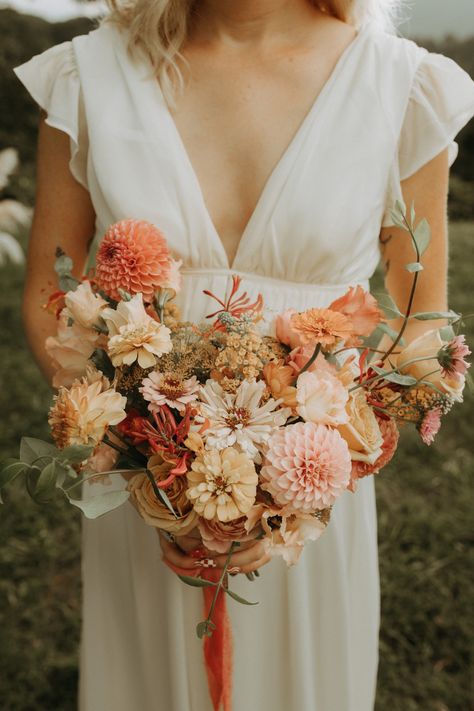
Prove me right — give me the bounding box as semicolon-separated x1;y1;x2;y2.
290;308;353;347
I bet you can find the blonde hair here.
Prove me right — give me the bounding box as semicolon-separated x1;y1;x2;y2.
102;0;407;103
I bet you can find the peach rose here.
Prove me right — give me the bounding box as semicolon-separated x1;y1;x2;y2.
398;329;464;401
127;454;198;535
198;515;261;554
338;389;384;465
287;346;337;376
262;361;298;409
46;309;98;388
296;369;349;426
275;308;304;349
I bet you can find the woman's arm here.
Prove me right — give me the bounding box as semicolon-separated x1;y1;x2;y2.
23;109;96;384
378;147;450;360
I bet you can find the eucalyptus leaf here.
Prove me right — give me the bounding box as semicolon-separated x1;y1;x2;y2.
374;293;403;319
25;467;41;500
377;322;406;346
389;210;406;230
20;437;58;465
405;262;424;273
383;372;418;386
54;253;74;275
60;443;94;464
439;325;456;341
35;461;58;502
67;490;130;518
413;218;431;256
196;620;215;639
410;200;416;229
178;575;218;589
118;288;133;302
412;310;459;322
224;588;259;606
0;461;28;502
394;199;406;217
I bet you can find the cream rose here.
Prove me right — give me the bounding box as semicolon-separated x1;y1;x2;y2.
65;280;108;329
398;329;464;401
296;369;349;426
338;390;383;465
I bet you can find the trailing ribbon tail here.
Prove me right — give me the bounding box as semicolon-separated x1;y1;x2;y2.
162;557;233;711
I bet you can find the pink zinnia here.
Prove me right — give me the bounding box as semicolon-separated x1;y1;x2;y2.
419;407;442;446
260;421;351;512
95;219;174;302
439;335;471;377
349;416;399;491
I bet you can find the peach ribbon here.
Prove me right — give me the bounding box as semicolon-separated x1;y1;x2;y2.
162;556;233;711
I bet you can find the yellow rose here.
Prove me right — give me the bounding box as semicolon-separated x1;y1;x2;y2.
338;390;383;465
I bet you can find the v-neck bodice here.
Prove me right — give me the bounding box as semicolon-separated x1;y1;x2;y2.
14;20;474;299
157;24;369;270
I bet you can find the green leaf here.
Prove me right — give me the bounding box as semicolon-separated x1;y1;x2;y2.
383;372;418;386
59;275;81;292
0;461;28;502
412;310;460;322
410;199;416;229
25;467;41;499
413;217;431;256
374;293;403;319
54;253;74;275
67;490;130;518
117;288;133;301
439;325;456;341
196;620;216;639
20;437;58;465
389;210;406;230
178;575;218;589
35;461;58;502
60;444;94;464
224;588;259;606
377;322;406;346
405;262;424;273
394;199;406;217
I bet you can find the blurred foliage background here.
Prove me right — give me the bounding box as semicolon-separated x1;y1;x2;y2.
0;8;473;711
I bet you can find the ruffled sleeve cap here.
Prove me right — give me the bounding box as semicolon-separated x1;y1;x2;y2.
13;41;88;190
382;50;474;227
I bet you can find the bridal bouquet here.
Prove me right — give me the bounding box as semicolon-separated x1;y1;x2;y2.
1;202;470;641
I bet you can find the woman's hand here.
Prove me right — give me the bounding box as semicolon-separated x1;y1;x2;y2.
157;529;272;575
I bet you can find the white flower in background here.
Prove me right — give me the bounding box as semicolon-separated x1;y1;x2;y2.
65;281;108;329
102;293;172;368
194;378;291;464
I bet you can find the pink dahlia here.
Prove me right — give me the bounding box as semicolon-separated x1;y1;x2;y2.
260;421;351;512
418;407;442;446
349;416;399;491
95;219;173;302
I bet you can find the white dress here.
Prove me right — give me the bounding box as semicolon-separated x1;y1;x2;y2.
14;19;474;711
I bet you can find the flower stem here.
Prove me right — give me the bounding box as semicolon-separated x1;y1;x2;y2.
204;542;240;633
291;343;321;385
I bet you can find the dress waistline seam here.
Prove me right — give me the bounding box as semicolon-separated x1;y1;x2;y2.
180;268;367;291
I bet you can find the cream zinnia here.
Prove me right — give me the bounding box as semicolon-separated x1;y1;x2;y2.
186;446;258;522
103;293;172;368
193;378;291;463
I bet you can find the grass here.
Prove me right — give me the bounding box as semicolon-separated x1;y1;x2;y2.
0;223;473;710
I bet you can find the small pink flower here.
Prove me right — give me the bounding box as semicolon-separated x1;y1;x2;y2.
260;421;351;512
439;335;471;377
287;346;336;375
419;407;442;446
95;219;172;302
140;371;200;413
349;416;399;491
329;285;384;345
198;516;259;554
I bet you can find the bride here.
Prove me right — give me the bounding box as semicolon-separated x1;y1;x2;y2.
14;1;474;709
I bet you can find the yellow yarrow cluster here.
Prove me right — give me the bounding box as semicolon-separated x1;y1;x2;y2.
214;331;287;384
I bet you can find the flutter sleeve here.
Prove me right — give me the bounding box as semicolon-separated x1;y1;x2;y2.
382;51;474;227
13;41;89;191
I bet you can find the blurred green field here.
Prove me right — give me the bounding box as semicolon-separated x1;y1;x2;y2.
0;222;473;711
